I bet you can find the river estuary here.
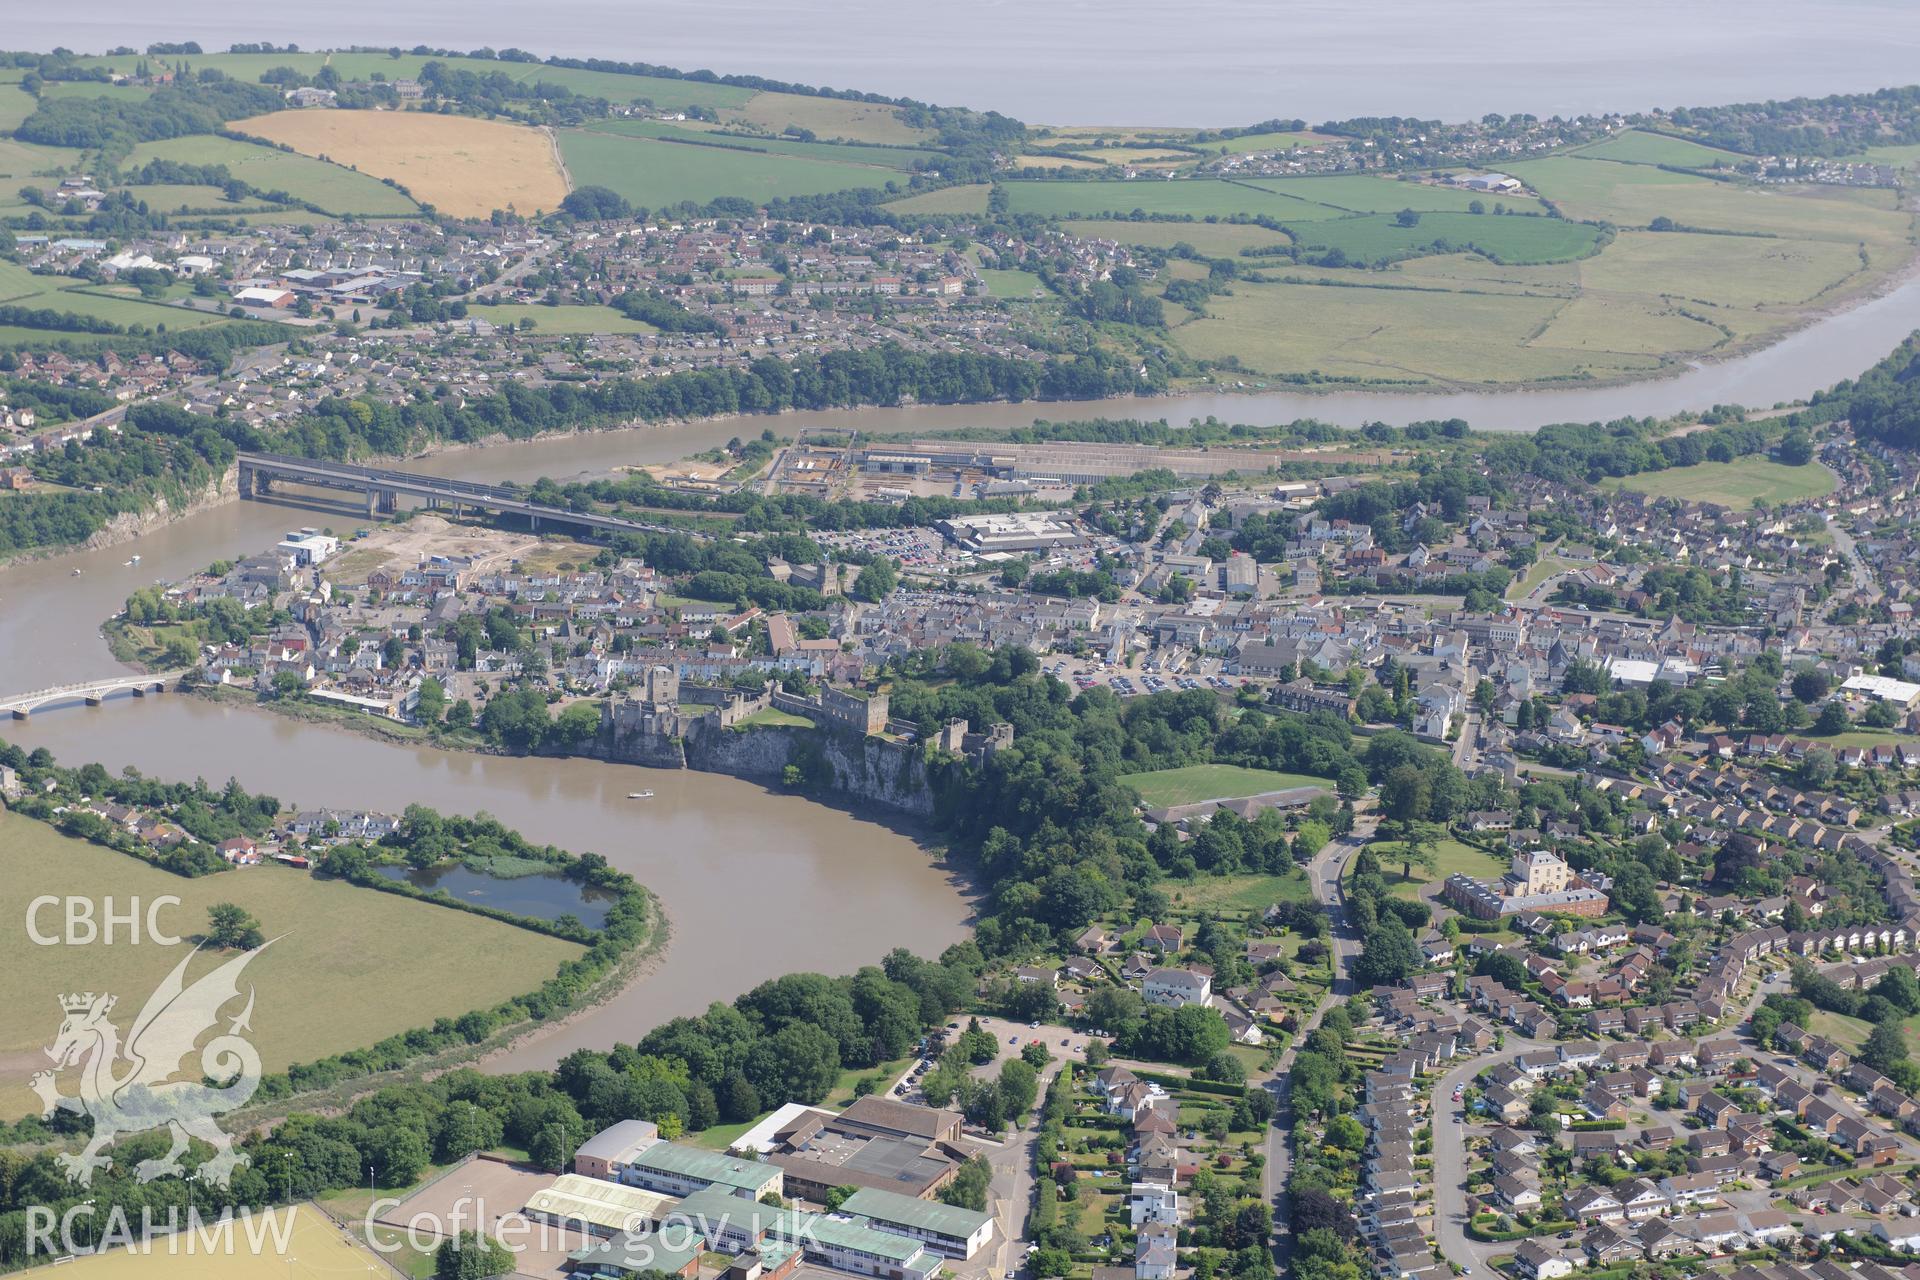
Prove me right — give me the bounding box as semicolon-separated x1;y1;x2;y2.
0;417;980;1075
20;0;1920;127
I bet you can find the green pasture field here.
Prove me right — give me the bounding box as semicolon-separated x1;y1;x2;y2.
0;811;582;1119
1577;229;1867;309
559;129;898;208
584;118;938;169
0;84;35;131
1064;218;1293;254
1850;143;1920;167
1528;294;1729;358
115;183;284;212
72;51;753;110
1282;211;1603;265
1001;178;1313;219
883;184;989;214
0;261;231;335
0;136;88;204
1507;156;1913;251
124;135;420;215
1171;277;1662;385
1118;762;1331;807
1391;251;1582;296
25;290;231;331
465;303;661;334
1503;155;1701;217
1246;173;1549;215
1598;457;1835;508
721;92;933;145
1198;129;1338;154
977;268;1050;299
1568;129;1747;169
0;324;165;349
35;80;155;104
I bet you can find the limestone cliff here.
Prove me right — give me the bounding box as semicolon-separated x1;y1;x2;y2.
601;716;937;818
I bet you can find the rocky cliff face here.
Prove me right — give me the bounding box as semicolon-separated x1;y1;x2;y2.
603;720;688;770
80;465;238;555
602;717;936;817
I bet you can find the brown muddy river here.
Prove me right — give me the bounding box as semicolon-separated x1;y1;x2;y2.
0;417;972;1073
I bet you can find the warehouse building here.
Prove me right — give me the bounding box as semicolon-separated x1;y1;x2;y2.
522;1173;672;1238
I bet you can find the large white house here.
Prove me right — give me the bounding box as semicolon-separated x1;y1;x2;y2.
1142;967;1211;1008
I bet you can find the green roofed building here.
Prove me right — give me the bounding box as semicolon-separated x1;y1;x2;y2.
840;1187;996;1259
622;1141;785;1200
567;1233;704;1280
662;1186;941;1280
664;1186;787;1253
772;1208;942;1280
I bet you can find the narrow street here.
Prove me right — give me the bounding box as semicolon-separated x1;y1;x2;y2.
967;1018;1095;1280
1453;710;1480;773
1427;1037;1547;1273
1265;817;1375;1266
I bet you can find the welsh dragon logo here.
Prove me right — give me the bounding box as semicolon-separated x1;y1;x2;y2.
31;942;271;1189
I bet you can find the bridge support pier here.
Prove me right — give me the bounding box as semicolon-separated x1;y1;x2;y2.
10;709;25;720
237;462;253;499
376;488;398;515
131;687;147;698
85;695;103;706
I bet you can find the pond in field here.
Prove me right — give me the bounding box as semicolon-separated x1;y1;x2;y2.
375;861;618;928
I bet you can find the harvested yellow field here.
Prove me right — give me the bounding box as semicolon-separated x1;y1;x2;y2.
39;1205;381;1280
233;109;568;218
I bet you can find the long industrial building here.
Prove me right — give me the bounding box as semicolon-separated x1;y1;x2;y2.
859;440;1365;483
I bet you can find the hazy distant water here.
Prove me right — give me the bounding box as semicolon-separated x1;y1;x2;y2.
25;0;1920;124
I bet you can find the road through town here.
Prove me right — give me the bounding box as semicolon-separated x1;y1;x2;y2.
1265;818;1375;1266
